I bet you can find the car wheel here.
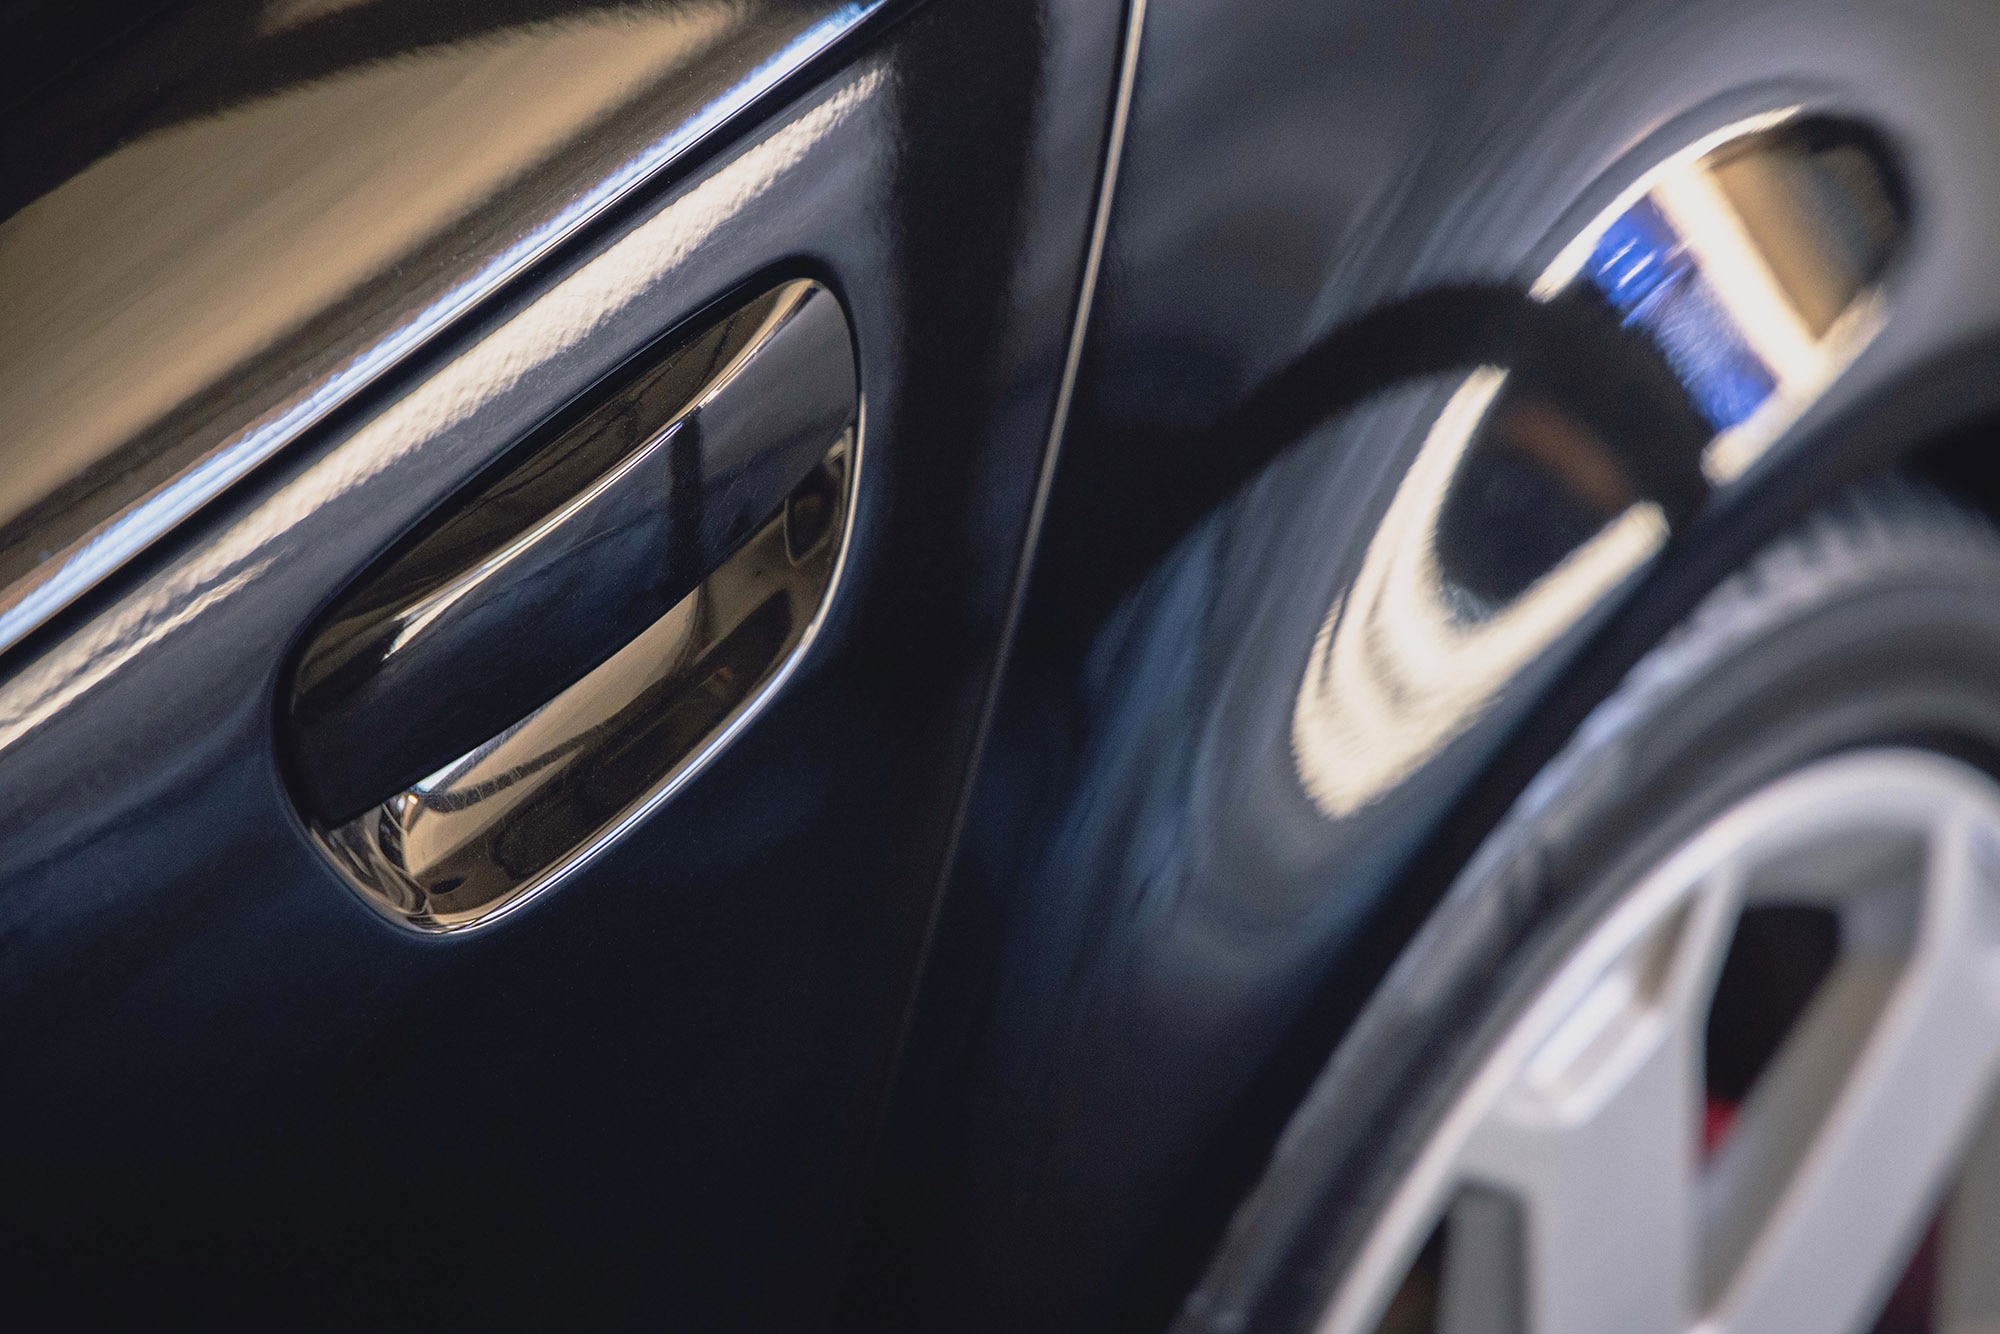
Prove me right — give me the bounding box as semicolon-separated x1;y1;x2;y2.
1184;473;2000;1334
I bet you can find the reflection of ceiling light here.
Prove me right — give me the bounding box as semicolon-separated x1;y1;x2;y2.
1292;370;1667;818
1704;292;1884;483
0;2;737;579
0;71;882;762
1528;110;1816;300
1650;168;1821;386
1540;109;1893;483
1533;110;1803;300
1296;112;1901;820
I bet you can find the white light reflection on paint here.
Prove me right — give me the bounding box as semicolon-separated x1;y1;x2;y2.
1529;110;1803;301
1702;291;1885;484
1649;167;1821;386
1534;107;1888;485
1292;370;1667;818
0;1;883;660
1292;112;1902;820
0;69;882;756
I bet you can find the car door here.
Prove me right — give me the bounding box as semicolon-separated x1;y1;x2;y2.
0;0;1131;1325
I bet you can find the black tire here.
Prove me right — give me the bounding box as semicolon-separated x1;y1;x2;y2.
1177;474;2000;1334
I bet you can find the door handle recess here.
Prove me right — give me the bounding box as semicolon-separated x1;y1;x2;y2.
283;279;857;931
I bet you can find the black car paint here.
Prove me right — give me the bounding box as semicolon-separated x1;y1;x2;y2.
850;2;2000;1331
9;0;2000;1331
0;0;1124;1324
0;0;893;657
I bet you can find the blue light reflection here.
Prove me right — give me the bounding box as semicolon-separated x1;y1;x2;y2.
1586;197;1775;431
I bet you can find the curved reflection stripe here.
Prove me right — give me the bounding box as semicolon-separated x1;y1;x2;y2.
0;71;883;760
1293;114;1903;820
1292;369;1668;819
0;1;886;665
1538;109;1893;485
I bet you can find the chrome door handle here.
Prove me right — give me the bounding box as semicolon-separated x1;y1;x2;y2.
283;279;857;929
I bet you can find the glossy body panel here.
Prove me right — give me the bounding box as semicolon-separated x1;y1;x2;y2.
0;0;888;662
858;2;2000;1330
0;0;1127;1324
19;0;2000;1328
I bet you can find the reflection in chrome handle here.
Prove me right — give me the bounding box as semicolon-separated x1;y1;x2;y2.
287;279;855;827
285;279;859;931
319;440;851;932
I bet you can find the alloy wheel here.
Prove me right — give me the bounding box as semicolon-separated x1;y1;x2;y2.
1334;749;2000;1334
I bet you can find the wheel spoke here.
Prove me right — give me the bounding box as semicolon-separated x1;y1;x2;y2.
1940;1091;2000;1334
1465;1018;1690;1333
1697;955;1903;1308
1333;755;2000;1334
1704;809;2000;1334
1458;877;1737;1334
